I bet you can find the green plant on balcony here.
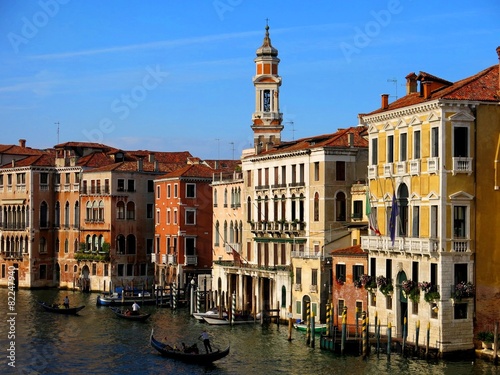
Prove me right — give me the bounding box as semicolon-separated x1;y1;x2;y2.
402;279;420;303
360;274;377;293
419;281;440;302
452;281;475;301
376;275;393;296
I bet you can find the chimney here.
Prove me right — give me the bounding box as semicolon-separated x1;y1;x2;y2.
19;139;26;148
405;73;417;94
148;153;155;163
137;158;143;171
154;160;158;172
348;133;354;147
381;94;389;110
12;160;15;167
422;81;432;99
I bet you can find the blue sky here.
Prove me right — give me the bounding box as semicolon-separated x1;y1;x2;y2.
1;1;499;160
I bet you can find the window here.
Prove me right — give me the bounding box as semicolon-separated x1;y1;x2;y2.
173;210;178;225
356;301;363;318
117;201;125;220
296;300;302;315
314;192;319;221
371;138;378;165
166;209;171;224
126;264;133;276
146;239;153;254
430;205;438;238
117;179;125;192
314;162;319;181
311;269;318;286
412;261;419;283
335;192;346;221
174;184;178;198
214;189;218;207
185;209;196;225
186;183;196;198
413;130;421;159
353;200;363;219
453;206;467;238
147;204;153;219
338;300;345;317
335;264;346;283
92;263;96;276
126;202;135;220
156;185;161;199
387;135;394;163
104;264;109;277
412;206;420;237
296;267;302;284
215;221;220;246
148;180;154;192
454;303;468;319
353;265;364;281
336;161;345;181
127;179;135;192
39;264;47;280
299;164;305;184
454;127;468;157
281;286;286;308
263;89;271;112
40;172;48;185
400;133;407;161
167;184;171;198
431;127;439;157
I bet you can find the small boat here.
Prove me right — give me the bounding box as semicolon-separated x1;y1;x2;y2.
96;293;156;306
150;330;230;365
293;322;327;333
193;308;228;321
109;307;151;321
37;301;85;315
202;314;256;325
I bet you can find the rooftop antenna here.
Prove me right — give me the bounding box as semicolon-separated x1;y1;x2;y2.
55;122;60;144
229;142;235;160
284;121;295;140
387;78;398;100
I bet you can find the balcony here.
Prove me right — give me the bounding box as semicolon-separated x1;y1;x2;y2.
367;165;377;179
452;157;473;175
185;255;197;266
225;243;241;254
2;252;24;260
161;254;167;264
427;157;439;173
361;235;439;255
291;250;322;259
383;163;393;177
74;251;110;262
151;253;157;263
452;239;470;252
395;161;406;175
409;160;420;175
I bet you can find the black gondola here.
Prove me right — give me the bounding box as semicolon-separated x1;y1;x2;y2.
109;307;151;321
37;301;85;315
150;330;230;365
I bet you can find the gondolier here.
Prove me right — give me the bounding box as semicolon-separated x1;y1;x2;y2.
199;330;212;353
132;301;140;315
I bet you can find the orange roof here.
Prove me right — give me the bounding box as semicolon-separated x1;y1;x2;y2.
364;64;499;116
1;154;55;168
158;163;214;179
330;244;366;256
0;144;45;156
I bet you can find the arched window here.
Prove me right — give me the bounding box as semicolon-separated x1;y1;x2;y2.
126;202;135;220
397;184;409;237
92;201;98;221
40;202;48;228
314;192;319;221
117;201;125;220
74;201;79;228
214;189;218;207
86;201;92;221
98;200;104;221
64;238;69;253
54;201;60;227
92;234;97;252
230;221;234;243
224;188;228;207
64;201;70;227
116;234;125;254
223;221;228;245
247;197;252;222
335;191;346;221
215;221;220;246
264;196;269;221
85;235;91;251
281;285;287;308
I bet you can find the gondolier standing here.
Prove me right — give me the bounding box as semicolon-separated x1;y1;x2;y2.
63;296;70;309
132;301;140;315
199;330;212;353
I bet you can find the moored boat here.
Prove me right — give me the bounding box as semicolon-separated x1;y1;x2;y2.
202;314;256;325
96;292;156;306
37;301;85;315
193;308;228;321
109;307;151;321
150;330;230;365
293;322;327;333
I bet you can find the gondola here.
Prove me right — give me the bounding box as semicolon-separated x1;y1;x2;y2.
109;307;151;321
37;301;85;315
150;330;230;365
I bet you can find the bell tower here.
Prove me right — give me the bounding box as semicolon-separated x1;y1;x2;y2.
251;24;283;154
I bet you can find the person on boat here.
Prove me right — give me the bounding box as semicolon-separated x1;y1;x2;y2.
63;296;70;309
199;330;212;353
132;301;140;315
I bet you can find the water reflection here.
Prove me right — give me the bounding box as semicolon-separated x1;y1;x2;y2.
0;289;497;374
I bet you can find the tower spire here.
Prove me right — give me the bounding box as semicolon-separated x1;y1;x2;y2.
251;24;283;154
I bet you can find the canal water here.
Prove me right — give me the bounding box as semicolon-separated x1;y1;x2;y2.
1;288;498;375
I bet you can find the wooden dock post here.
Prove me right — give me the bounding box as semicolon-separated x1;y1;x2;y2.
425;322;430;358
362;311;367;359
311;313;315;348
306;302;311;346
326;302;331;337
415;320;420;356
402;316;407;356
287;305;293;341
387;322;392;361
341;306;347;355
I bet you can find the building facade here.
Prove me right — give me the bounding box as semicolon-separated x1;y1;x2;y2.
360;50;500;354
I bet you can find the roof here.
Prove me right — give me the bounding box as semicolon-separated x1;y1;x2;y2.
158;163;214;179
363;64;499;116
0;144;45;156
247;126;368;158
330;244;366;257
1;154;55;168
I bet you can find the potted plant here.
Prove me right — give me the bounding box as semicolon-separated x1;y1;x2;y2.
419;281;441;303
402;279;420;303
377;275;394;296
452;281;475;301
359;274;377;293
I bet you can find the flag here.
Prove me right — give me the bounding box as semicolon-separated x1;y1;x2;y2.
366;190;381;236
389;192;399;246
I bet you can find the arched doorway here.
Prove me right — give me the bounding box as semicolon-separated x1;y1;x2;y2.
397;270;408;337
54;263;60;285
301;295;311;322
81;265;90;293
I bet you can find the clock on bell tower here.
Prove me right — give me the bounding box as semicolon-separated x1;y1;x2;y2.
251;24;283;154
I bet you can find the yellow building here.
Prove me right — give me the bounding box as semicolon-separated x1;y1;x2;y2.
360;49;500;356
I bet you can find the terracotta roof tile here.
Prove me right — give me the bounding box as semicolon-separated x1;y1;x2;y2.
0;144;45;156
1;154;55;168
158;164;214;179
330;244;366;256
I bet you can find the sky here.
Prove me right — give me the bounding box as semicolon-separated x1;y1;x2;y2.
1;1;499;160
